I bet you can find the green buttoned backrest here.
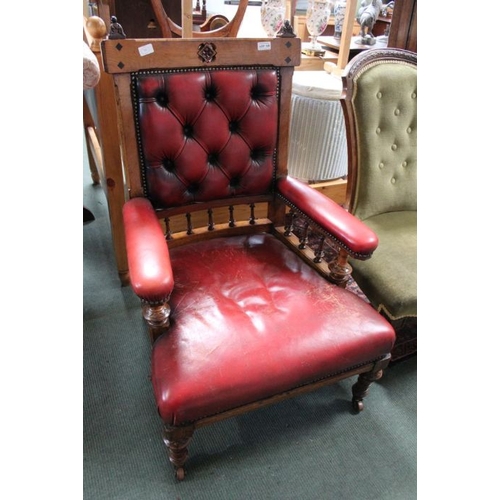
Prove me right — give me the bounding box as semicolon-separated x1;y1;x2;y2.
349;60;417;221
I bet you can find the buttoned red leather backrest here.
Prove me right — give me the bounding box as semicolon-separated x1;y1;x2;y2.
132;67;280;210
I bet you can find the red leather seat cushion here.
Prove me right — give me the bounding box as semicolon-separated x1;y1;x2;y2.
152;234;395;425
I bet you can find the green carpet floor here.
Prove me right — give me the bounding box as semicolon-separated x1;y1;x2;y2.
83;142;417;499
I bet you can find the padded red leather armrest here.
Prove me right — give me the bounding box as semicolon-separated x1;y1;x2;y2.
123;198;174;302
277;176;378;258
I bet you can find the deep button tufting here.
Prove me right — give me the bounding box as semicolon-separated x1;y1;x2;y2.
379;162;384;169
394;109;400;116
411;92;417;99
376;127;381;134
162;158;175;173
229;177;241;188
135;69;279;209
204;84;217;101
376;91;382;99
250;84;266;101
207;153;219;165
155;91;168;107
391;177;396;184
407;127;412;133
228;121;240;133
391;144;398;151
402;161;407;167
183;124;194;138
250;148;266;163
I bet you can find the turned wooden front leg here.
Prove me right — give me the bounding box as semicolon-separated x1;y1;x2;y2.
328;248;352;288
351;355;391;412
141;300;171;343
162;425;195;481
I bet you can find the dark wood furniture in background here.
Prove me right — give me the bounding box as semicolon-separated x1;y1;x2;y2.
192;0;208;24
388;0;416;52
105;0;244;38
105;0;208;38
150;0;247;38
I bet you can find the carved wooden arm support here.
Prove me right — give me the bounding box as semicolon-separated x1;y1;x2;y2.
123;198;174;340
277;176;379;286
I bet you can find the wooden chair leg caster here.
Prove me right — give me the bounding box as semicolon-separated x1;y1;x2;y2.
351;355;391;413
174;467;185;481
162;425;195;481
352;399;364;412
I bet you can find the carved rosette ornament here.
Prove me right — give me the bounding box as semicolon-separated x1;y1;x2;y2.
197;42;217;63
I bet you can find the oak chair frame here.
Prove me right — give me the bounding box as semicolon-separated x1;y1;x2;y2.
102;35;392;479
84;14;129;285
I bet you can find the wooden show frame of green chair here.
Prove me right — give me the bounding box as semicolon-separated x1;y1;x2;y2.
341;48;417;361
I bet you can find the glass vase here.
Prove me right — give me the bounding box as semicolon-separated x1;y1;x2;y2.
333;0;347;39
305;0;332;50
260;0;286;37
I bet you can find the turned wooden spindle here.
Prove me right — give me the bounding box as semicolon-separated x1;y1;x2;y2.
164;218;172;240
284;210;295;236
313;235;325;263
186;213;193;235
163;425;195;481
249;204;256;225
352;369;383;412
351;355;391;412
207;208;215;231
228;205;235;227
328;248;352;288
299;222;309;249
141;301;171;342
86;16;107;51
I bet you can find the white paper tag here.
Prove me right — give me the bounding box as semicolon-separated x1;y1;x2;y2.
257;41;271;51
138;43;154;57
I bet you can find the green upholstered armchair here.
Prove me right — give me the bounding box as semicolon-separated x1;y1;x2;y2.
341;48;417;361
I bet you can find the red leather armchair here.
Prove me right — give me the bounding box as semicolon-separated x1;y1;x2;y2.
102;36;395;480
